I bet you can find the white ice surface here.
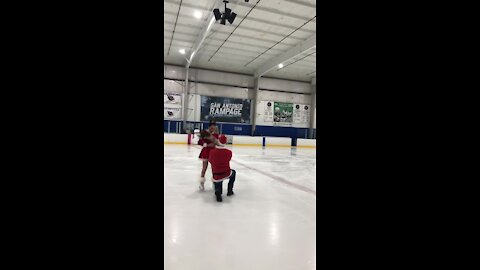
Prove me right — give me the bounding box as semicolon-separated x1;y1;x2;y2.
164;144;316;270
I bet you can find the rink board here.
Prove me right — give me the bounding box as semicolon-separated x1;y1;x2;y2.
231;135;263;146
296;138;316;148
164;133;189;144
163;133;316;148
264;136;291;147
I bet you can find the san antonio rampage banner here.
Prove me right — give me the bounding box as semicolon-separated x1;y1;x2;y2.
200;96;251;124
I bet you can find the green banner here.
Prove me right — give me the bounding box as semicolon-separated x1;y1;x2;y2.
274;102;293;123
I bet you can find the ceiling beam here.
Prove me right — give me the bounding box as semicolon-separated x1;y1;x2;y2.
254;34;316;78
312;77;316;85
186;0;246;68
186;14;216;68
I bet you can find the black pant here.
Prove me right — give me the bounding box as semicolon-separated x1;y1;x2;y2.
214;169;236;195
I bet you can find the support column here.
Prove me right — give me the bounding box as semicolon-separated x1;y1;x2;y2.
182;67;189;133
251;77;260;136
309;80;316;139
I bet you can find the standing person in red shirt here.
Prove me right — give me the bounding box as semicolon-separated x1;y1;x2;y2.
208;135;236;202
197;123;219;191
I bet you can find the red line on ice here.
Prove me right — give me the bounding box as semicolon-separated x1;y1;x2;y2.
231;159;316;196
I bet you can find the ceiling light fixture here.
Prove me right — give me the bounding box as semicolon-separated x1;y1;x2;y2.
194;11;202;19
179;49;186;54
278;63;284;68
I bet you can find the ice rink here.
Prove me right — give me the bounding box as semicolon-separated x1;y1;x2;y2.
164;144;316;270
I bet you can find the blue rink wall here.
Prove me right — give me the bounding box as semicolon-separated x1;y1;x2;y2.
164;121;316;148
164;120;317;140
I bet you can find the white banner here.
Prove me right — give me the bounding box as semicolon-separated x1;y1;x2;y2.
262;100;310;125
293;104;302;123
302;104;311;124
293;104;311;124
164;93;182;119
263;100;274;122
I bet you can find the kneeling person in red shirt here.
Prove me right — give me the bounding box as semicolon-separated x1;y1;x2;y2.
208;135;236;202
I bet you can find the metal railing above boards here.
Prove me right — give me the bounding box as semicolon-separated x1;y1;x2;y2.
163;120;252;136
164;120;184;134
163;119;312;139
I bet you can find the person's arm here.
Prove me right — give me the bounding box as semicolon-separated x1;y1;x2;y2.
206;135;218;147
211;138;222;146
199;137;211;147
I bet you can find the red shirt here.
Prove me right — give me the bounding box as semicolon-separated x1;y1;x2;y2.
208;147;232;180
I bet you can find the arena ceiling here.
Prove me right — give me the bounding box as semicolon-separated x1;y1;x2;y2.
164;0;316;82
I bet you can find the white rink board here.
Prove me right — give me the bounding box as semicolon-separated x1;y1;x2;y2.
297;138;316;148
265;136;291;147
164;133;188;144
232;135;262;146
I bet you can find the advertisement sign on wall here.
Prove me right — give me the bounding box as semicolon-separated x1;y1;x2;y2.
264;101;274;122
273;102;293;126
293;104;311;123
164;93;182;119
200;96;251;124
263;100;309;125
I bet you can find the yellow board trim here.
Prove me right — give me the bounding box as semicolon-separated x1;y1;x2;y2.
232;144;263;147
266;144;292;147
296;145;316;148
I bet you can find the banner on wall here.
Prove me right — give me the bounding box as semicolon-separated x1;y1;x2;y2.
293;104;311;123
264;101;274;122
200;96;251;123
164;93;182;119
273;102;293;126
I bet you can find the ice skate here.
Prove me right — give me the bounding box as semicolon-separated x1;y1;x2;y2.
199;177;205;191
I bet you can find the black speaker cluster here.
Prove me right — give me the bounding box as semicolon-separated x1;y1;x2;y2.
213;1;237;25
